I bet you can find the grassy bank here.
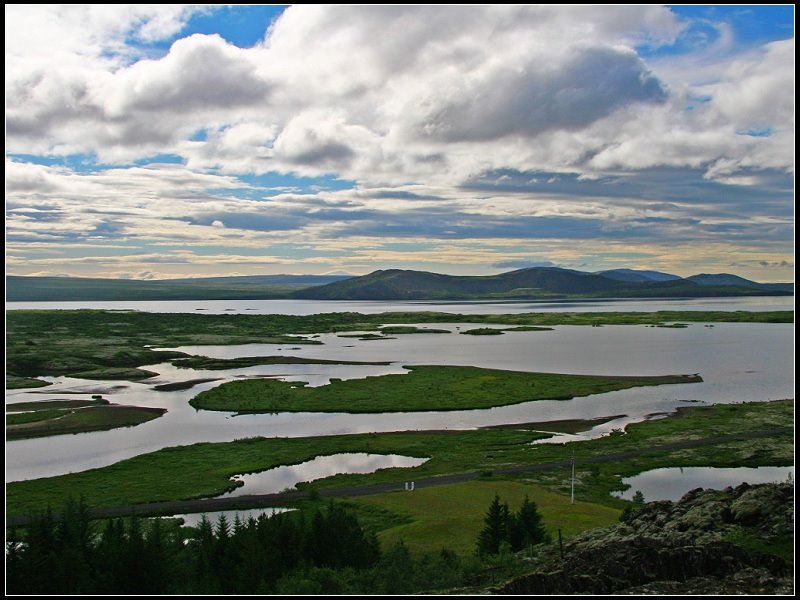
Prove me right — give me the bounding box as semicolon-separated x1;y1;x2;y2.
6;399;791;518
171;355;391;370
6;309;792;383
7;398;110;412
6;376;52;389
6;404;166;440
189;365;701;413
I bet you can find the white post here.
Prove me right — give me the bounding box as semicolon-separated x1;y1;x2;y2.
570;454;575;505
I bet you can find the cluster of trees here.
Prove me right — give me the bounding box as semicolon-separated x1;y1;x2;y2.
8;494;553;593
6;498;466;594
476;494;551;556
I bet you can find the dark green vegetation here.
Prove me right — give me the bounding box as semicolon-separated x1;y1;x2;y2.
171;355;391;370
461;327;505;335
6;375;52;389
338;333;394;341
7;400;791;519
6;403;166;440
189;366;700;413
70;367;160;380
295;267;793;300
476;494;550;556
6;274;348;301
6;309;792;383
153;378;223;392
6;500;405;595
7;410;66;425
481;415;624;434
457;325;555;335
7;398;110;412
378;325;450;334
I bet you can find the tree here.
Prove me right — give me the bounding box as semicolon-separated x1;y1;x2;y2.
632;490;645;504
476;495;510;556
511;495;551;550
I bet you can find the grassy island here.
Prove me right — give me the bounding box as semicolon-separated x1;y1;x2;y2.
189;365;701;413
6;401;166;440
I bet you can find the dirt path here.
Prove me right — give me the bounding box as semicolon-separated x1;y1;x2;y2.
7;427;791;526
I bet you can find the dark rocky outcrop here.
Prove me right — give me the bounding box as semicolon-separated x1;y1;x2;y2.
499;482;794;595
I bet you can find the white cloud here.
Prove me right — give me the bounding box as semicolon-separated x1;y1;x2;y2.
5;5;689;178
4;6;794;281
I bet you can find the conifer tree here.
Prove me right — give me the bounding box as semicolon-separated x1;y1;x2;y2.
476;494;509;555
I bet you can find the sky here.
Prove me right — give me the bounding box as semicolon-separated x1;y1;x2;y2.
5;5;795;281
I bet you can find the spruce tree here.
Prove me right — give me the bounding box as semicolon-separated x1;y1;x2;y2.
476;494;509;555
514;495;550;549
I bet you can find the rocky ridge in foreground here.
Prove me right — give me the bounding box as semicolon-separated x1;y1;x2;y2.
499;481;794;595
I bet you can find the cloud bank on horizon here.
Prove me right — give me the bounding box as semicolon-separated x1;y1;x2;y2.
5;5;794;281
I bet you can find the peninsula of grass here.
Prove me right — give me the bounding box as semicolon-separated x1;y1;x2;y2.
378;326;450;334
6;375;52;389
69;367;160;380
152;378;222;392
6;404;167;441
481;415;626;434
6;399;791;518
189;365;701;414
6;310;791;386
171;355;392;370
460;328;505;335
460;325;554;335
7;410;66;425
7;398;110;412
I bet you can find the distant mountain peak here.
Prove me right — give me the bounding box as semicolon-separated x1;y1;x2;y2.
597;269;680;283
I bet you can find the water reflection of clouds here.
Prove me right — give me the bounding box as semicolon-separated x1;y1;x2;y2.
173;507;293;528
222;453;428;497
613;466;794;502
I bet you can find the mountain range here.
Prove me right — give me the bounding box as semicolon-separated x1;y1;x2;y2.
7;268;792;302
294;267;793;301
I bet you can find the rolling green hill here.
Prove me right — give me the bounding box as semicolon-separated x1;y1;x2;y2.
7;268;791;302
294;267;792;300
6;274;348;302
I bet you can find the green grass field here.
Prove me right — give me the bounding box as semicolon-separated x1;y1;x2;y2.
352;480;620;555
189;365;701;413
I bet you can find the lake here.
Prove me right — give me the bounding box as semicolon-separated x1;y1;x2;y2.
613;466;795;502
221;453;428;497
5;295;793;315
5;297;794;482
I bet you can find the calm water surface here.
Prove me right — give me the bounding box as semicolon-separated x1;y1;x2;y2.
613;466;795;502
6;296;792;315
5;298;794;483
222;453;428;497
174;508;293;528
